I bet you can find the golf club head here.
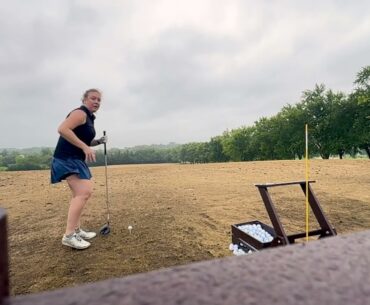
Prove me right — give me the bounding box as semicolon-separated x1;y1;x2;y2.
100;223;111;235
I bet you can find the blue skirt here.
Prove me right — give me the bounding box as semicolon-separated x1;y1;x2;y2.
51;157;92;184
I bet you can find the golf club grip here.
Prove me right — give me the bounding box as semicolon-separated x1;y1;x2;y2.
103;131;107;155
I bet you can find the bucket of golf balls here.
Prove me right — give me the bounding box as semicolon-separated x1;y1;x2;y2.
231;220;276;251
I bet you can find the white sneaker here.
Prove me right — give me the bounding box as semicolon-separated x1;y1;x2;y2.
76;228;97;240
62;233;91;250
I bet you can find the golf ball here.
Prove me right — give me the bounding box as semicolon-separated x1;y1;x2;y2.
128;225;133;230
237;224;274;243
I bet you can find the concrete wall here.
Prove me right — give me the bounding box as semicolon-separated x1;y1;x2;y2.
3;224;370;305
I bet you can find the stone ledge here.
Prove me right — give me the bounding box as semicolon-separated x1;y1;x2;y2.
7;229;370;305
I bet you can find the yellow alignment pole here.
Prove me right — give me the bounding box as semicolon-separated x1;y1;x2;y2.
305;124;309;242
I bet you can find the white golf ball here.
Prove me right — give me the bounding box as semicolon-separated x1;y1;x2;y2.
128;225;133;230
237;224;273;243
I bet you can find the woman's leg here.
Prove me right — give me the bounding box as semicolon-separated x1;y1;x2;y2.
65;175;93;236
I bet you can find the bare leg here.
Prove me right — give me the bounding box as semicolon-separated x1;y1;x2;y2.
65;175;93;236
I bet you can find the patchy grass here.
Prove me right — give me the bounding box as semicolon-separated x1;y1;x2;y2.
1;159;369;295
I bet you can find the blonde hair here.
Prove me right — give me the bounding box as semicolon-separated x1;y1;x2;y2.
81;88;102;101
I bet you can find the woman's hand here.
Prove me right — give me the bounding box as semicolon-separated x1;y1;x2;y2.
90;135;108;146
82;146;96;162
99;135;108;144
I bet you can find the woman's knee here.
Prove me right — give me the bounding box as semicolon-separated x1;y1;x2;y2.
67;177;93;201
77;187;93;201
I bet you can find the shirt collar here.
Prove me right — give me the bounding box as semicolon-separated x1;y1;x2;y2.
81;105;96;120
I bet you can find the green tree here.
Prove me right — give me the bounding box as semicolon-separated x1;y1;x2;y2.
351;66;370;157
253;117;280;160
300;85;346;159
278;104;306;159
208;136;229;162
222;127;256;161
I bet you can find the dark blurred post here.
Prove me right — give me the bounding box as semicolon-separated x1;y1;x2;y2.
0;207;9;303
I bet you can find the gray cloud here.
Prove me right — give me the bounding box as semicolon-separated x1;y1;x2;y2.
0;0;369;148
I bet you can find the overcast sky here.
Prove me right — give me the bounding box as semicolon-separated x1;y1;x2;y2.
1;1;369;149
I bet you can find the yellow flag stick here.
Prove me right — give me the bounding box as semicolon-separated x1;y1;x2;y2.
305;124;309;242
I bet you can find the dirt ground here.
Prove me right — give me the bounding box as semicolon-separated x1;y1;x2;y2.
0;159;369;295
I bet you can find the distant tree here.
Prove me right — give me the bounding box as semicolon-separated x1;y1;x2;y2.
0;150;17;166
178;142;207;163
253;117;279;160
222;127;256;161
278;104;306;159
351;66;370;157
330;95;356;158
354;66;370;89
300;85;347;159
208;136;229;162
6;154;42;171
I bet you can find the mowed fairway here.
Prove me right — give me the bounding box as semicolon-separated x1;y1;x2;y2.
1;159;369;295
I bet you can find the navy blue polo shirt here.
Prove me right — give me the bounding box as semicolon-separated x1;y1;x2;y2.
53;105;96;161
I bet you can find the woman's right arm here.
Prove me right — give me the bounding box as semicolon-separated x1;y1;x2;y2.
57;110;96;162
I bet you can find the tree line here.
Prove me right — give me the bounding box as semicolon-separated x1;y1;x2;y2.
0;66;369;171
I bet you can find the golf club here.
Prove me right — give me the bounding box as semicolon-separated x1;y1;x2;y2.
100;131;111;235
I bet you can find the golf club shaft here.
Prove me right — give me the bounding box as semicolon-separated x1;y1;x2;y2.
103;131;110;223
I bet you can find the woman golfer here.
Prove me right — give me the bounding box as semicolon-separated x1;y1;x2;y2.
51;89;107;250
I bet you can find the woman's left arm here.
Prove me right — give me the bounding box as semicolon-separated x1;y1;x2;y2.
90;135;108;146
